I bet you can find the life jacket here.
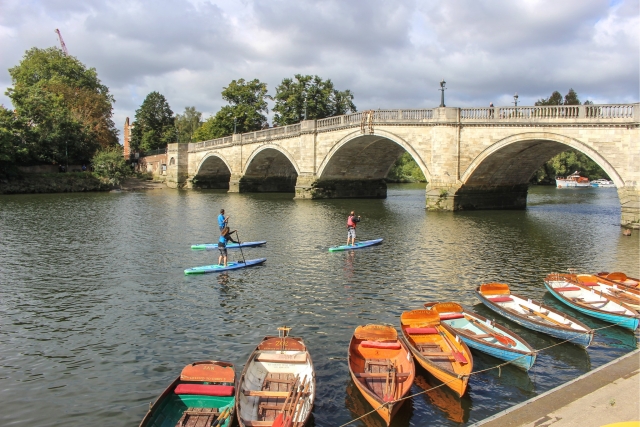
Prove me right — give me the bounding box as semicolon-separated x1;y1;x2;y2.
347;215;356;228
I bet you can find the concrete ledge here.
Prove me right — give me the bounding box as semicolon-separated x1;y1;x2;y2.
470;349;640;427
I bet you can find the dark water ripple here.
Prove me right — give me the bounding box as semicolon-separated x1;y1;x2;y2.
0;185;637;427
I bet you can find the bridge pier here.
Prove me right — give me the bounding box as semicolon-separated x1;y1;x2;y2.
426;181;528;211
619;186;640;228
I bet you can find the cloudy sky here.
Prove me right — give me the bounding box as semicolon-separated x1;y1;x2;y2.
1;0;638;140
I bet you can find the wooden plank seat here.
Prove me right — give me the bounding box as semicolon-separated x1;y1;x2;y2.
255;353;307;364
243;390;290;397
243;421;276;427
354;372;411;379
176;407;220;427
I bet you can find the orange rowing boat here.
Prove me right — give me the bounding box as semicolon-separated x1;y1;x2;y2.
347;324;415;426
400;309;472;397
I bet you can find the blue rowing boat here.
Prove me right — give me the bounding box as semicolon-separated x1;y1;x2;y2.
475;283;594;348
184;258;266;275
425;302;536;371
544;273;639;331
328;238;383;252
191;241;267;250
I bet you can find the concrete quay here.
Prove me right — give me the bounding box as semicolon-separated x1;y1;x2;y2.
471;349;640;427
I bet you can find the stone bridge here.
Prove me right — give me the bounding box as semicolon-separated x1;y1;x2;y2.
165;104;640;226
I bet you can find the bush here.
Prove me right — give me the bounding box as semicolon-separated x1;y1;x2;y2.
91;147;130;185
387;152;427;183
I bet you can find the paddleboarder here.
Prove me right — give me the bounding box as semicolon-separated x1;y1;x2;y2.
218;208;230;231
346;211;361;246
218;227;239;267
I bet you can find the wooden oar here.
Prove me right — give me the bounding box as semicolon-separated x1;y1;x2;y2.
211;407;230;427
463;315;516;347
437;327;468;364
272;375;300;427
518;304;569;327
284;377;308;427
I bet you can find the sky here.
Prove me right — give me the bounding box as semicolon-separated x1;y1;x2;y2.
0;0;638;141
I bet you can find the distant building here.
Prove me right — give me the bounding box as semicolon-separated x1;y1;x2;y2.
123;117;133;157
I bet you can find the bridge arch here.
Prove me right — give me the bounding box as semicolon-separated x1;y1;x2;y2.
241;144;300;192
461;132;623;188
193;153;233;189
317;129;431;182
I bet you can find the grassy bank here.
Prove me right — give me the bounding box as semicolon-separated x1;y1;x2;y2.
0;172;113;194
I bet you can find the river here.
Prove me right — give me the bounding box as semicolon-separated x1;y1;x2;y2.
0;185;637;426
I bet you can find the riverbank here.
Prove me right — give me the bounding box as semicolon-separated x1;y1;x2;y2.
0;172;112;194
471;349;640;427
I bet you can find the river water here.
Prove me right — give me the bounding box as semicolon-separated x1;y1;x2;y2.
0;185;637;427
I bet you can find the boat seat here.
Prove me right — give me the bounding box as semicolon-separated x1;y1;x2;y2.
361;340;402;349
255;353;307;363
244;390;289;397
580;300;609;305
176;407;220;427
355;372;410;379
243;421;277;427
554;286;581;292
439;313;464;320
174;384;234;396
488;296;513;303
404;327;438;335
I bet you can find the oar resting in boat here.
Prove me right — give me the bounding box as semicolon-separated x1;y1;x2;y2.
400;309;472;397
568;273;640;311
544;274;639;331
348;324;415;426
424;302;536;371
476;283;594;347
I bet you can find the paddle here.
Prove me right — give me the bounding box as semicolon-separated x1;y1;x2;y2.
518;304;569;326
437;327;468;364
234;230;246;264
284;377;310;427
463;315;516;347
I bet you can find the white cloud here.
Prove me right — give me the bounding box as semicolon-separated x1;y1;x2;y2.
0;0;637;141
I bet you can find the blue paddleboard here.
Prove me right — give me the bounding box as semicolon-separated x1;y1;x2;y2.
328;238;383;252
190;241;267;250
184;258;266;275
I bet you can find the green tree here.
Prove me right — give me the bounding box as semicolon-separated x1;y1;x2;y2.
5;47;118;164
131;91;176;152
194;79;268;141
175;106;202;143
272;75;356;126
91;146;130;185
386;152;427;183
535;90;564;106
531;150;609;184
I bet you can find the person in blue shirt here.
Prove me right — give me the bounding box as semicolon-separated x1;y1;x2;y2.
218;209;229;231
218;226;239;267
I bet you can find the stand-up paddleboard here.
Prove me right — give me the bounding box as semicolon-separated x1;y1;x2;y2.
184;258;266;275
328;238;383;252
190;241;267;250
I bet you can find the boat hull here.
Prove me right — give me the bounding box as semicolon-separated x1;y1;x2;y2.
475;290;593;348
544;282;639;331
191;241;267;250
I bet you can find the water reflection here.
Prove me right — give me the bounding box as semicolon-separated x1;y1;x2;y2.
414;370;470;424
344;379;413;427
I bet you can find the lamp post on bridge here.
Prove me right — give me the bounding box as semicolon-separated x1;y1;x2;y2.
303;92;308;120
439;79;446;107
512;93;519;107
233;116;237;134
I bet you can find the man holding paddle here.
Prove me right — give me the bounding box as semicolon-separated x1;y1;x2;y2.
218;227;239;267
346;211;361;246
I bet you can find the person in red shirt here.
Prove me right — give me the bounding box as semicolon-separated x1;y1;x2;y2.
346;211;361;246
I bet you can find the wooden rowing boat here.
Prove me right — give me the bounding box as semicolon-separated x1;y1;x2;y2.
348;324;415;426
236;327;315;427
476;283;594;347
399;309;472;397
424;302;536;371
544;273;639;331
596;271;640;289
139;360;236;427
569;274;640;310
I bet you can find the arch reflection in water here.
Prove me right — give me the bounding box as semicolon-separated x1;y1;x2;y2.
344;380;413;427
413;370;470;424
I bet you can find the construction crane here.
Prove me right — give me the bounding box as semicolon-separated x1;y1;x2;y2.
54;29;69;55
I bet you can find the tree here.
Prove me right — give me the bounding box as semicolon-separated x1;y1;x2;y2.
175;106;202;143
531;150;609;184
272;75;356;126
91;146;130;185
193;79;268;141
131;92;176;152
564;88;580;105
5;47;118;164
535;90;563;106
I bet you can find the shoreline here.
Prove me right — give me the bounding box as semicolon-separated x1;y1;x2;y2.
0;174;167;194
